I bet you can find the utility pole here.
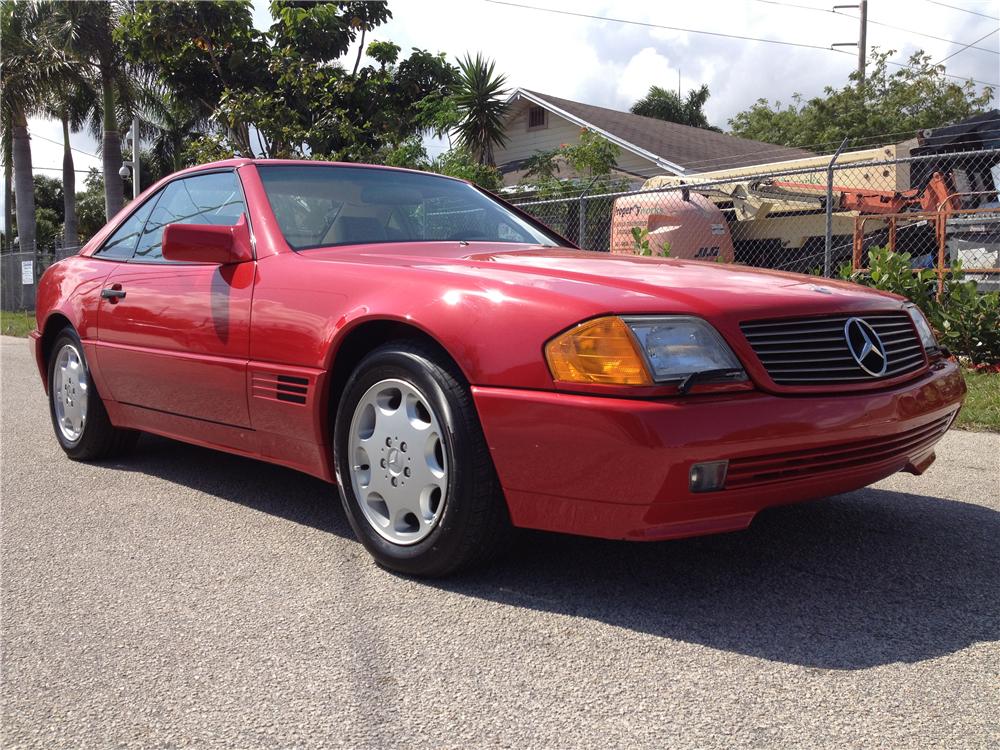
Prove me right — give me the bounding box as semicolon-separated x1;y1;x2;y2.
132;118;140;199
118;117;141;200
832;0;869;82
857;0;867;82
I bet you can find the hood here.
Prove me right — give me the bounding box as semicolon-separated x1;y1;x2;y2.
300;242;902;319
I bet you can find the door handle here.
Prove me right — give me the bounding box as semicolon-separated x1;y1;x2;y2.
101;286;126;301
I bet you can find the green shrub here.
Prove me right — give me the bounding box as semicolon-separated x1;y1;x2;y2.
631;226;669;257
842;247;1000;366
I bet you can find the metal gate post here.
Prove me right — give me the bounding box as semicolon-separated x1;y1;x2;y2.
824;138;849;277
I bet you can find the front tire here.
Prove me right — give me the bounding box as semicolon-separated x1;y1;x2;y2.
333;341;511;577
47;328;138;461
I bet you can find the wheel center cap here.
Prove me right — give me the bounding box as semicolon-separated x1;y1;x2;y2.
387;447;402;473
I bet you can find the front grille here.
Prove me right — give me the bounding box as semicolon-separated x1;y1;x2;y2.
726;414;952;488
740;312;926;386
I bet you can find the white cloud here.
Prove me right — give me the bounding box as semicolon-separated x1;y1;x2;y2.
617;47;679;107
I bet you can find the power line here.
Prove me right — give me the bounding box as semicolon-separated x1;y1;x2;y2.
936;27;999;66
485;0;998;87
29;166;96;174
754;0;998;55
29;131;100;160
847;13;999;56
484;0;849;53
925;0;999;21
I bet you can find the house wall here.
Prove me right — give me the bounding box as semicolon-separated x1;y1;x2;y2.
495;102;665;186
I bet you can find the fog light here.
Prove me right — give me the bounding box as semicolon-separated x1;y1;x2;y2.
689;461;728;493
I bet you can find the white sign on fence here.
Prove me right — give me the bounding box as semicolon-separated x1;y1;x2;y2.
21;260;34;285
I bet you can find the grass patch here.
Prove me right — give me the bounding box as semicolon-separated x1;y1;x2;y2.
957;370;1000;432
0;310;36;338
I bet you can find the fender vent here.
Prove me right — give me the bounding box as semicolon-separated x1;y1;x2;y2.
275;375;308;404
252;372;310;406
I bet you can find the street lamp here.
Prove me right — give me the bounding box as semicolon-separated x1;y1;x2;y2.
119;117;141;199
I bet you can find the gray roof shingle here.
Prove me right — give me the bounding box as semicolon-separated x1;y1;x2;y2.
521;90;813;173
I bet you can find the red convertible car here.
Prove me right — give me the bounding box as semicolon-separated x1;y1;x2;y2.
32;159;965;576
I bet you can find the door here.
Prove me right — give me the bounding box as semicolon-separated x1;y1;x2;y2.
96;171;255;428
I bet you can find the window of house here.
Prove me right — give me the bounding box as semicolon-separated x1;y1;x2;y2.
527;105;547;130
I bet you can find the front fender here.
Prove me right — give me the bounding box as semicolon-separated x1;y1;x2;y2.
249;252;601;389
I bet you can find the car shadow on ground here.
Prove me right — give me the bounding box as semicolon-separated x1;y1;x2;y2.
115;434;998;671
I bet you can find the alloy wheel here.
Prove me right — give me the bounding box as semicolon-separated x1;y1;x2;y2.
347;378;448;545
52;343;89;443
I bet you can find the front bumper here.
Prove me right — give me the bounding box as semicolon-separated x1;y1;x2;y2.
473;359;965;541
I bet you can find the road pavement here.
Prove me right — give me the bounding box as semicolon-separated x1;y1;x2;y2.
2;335;997;748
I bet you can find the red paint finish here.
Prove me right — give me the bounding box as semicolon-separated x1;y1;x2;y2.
96;261;255;427
162;215;253;264
31;159;967;542
473;360;963;539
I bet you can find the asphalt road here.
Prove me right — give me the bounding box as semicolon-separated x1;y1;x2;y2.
2;334;998;749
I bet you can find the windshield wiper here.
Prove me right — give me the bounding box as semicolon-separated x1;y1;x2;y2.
676;368;745;395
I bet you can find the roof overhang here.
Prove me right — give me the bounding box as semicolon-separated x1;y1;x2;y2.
508;89;688;177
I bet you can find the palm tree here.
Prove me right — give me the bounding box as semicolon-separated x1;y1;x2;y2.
454;54;509;167
37;80;93;248
140;89;209;179
630;84;721;132
2;111;13;249
47;0;137;221
1;2;49;253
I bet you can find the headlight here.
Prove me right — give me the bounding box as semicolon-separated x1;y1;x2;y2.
545;315;745;386
623;316;745;383
905;304;938;351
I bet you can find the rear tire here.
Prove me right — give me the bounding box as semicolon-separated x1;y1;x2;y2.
47;328;138;461
333;340;512;577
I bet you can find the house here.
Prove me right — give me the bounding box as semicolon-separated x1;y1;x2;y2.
495;89;812;187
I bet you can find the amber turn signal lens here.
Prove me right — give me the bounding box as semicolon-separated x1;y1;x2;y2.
545;316;653;385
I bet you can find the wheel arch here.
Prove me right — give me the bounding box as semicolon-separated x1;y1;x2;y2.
324;318;470;433
39;312;74;391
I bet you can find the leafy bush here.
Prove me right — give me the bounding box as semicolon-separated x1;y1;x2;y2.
631;226;669;257
842;247;1000;366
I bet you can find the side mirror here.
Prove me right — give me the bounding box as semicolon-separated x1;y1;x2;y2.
162;213;253;264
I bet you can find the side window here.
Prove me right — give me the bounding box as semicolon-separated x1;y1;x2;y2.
93;195;159;260
134;171;246;262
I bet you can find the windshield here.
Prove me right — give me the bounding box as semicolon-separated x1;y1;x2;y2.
257;165;565;250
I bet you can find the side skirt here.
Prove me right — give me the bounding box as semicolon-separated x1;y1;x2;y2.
110;401;335;483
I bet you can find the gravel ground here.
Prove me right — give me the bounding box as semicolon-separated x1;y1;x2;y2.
2;334;998;749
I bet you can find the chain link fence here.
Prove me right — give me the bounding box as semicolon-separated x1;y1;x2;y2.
1;246;82;312
508;146;1000;287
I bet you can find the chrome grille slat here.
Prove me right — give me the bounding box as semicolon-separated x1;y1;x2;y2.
757;353;856;363
753;347;851;355
744;329;846;339
738;314;904;329
741;312;926;387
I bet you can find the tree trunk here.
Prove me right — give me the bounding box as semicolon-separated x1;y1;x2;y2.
11;109;36;254
4;141;12;250
61;115;78;248
101;75;124;221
